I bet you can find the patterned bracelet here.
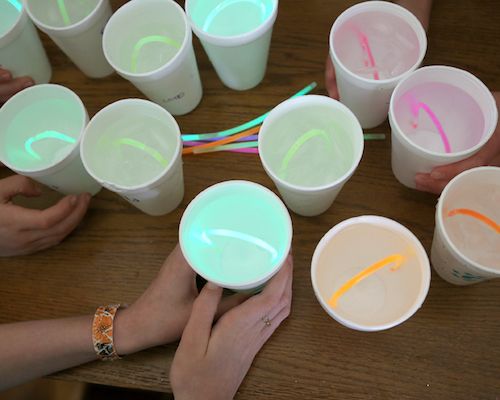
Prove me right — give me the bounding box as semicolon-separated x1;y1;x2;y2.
92;304;121;361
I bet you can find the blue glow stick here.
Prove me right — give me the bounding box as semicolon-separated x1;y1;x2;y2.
25;130;76;160
181;82;318;142
7;0;22;11
203;0;267;32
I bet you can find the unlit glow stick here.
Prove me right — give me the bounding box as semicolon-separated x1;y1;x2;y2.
193;141;258;154
448;208;500;234
131;35;181;73
183;126;260;155
411;101;451;153
356;29;379;80
279;129;330;178
114;138;169;167
57;0;71;25
328;253;405;308
25;130;76;160
181;82;318;142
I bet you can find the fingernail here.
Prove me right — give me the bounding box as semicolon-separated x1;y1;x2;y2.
69;195;78;206
22;80;35;89
0;71;11;81
206;282;219;290
430;171;445;180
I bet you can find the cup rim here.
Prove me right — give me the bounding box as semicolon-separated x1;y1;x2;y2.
102;0;192;79
0;4;27;47
178;180;293;290
310;215;431;332
0;83;87;175
80;98;182;192
185;0;278;47
24;0;106;32
436;166;500;276
329;0;427;85
389;65;499;159
258;94;364;193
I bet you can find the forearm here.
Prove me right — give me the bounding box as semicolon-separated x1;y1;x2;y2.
0;315;96;390
396;0;433;31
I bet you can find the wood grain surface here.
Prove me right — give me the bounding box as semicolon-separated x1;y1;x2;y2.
0;1;499;399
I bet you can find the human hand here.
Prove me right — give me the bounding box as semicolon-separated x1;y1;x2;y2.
415;92;500;194
170;254;293;400
0;175;91;257
114;245;249;355
0;67;34;104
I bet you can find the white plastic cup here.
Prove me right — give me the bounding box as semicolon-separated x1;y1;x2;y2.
81;99;183;216
0;84;101;195
431;167;500;285
389;66;498;189
103;0;202;115
329;1;427;129
23;0;113;79
311;216;431;332
179;180;292;291
0;1;51;84
186;0;278;91
258;95;364;217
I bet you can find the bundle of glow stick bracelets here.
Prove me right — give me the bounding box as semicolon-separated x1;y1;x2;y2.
181;82;386;155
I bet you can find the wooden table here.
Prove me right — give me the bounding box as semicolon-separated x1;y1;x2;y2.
1;1;499;398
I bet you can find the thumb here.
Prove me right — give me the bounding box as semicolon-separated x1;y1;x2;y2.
430;153;485;182
0;175;42;203
178;282;222;357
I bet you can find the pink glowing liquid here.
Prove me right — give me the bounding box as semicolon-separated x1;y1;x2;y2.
334;11;420;80
394;82;485;154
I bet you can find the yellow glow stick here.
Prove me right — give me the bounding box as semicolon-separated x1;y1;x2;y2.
328;253;405;309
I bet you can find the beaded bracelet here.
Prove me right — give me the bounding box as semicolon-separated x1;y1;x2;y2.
92;304;121;361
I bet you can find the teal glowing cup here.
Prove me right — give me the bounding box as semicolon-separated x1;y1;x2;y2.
186;0;278;91
0;0;51;83
0;84;101;195
179;180;292;291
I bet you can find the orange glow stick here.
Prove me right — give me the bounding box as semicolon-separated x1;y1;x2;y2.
328;254;405;309
447;208;500;234
182;126;260;155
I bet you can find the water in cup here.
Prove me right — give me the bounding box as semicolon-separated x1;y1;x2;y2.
333;10;419;80
443;183;500;270
0;0;21;37
85;116;177;188
190;0;275;36
393;82;485;154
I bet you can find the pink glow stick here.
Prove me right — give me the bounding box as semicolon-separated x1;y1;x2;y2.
356;30;380;80
411;101;452;153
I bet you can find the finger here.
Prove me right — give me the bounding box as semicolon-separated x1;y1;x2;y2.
0;175;42;203
266;258;293;323
14;194;80;230
0;77;34;103
178;282;223;357
0;69;12;82
325;57;339;100
216;292;250;319
415;173;449;194
429;154;486;182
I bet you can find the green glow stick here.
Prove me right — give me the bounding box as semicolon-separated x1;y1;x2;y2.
25;130;76;160
363;133;386;140
131;35;181;73
181;82;318;142
57;0;71;25
279;129;330;179
114;138;169;167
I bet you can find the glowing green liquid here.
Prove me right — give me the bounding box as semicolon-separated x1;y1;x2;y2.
191;0;275;36
0;1;21;37
181;182;291;286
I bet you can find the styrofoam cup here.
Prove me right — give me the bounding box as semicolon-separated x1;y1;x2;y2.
24;0;113;78
0;84;101;195
103;0;202;115
389;66;498;189
179;180;292;291
186;0;278;91
258;95;364;217
431;167;500;285
329;1;427;129
0;1;51;84
81;99;183;216
311;216;431;331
